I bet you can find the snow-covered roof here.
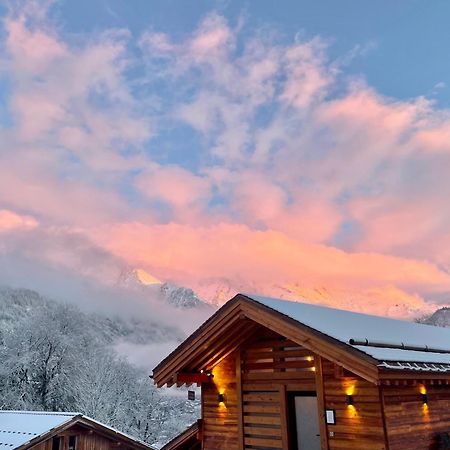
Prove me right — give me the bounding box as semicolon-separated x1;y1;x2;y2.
248;294;450;370
0;411;155;450
0;411;77;449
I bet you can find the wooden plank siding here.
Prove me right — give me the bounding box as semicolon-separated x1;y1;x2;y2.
240;332;316;450
382;383;450;450
202;328;391;450
321;360;386;450
29;427;136;450
202;354;239;450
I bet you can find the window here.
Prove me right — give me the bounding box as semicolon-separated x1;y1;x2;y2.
52;437;61;450
68;436;77;450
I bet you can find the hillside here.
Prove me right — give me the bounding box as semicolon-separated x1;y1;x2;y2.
0;286;201;449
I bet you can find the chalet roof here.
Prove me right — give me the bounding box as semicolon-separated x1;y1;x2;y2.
0;411;154;450
0;411;76;449
252;294;450;366
160;421;201;450
152;293;450;386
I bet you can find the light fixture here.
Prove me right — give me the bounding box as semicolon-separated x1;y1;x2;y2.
422;393;428;404
218;393;225;404
346;394;354;406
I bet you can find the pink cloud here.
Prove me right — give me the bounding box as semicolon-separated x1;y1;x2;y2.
190;14;233;56
136;166;212;213
414;123;450;153
0;209;38;232
281;38;333;108
5;18;66;72
94;222;450;290
91;221;450;316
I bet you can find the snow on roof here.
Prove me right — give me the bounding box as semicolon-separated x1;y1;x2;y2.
247;294;450;367
0;411;77;449
0;411;155;450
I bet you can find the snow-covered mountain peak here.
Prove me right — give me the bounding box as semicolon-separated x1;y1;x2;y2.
134;268;162;285
118;268;162;289
117;268;211;310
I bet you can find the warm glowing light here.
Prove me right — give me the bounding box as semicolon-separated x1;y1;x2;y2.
346;386;355;396
306;356;313;362
422;402;430;418
419;385;427;395
211;366;228;411
347;404;357;417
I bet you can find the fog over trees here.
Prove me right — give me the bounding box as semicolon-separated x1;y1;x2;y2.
0;287;199;449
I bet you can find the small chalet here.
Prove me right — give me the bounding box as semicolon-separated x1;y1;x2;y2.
153;293;450;450
0;411;154;450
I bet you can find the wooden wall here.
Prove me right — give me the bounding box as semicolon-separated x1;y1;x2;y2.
321;360;386;450
240;331;316;450
382;383;450;450
29;426;135;450
202;354;239;450
201;328;395;450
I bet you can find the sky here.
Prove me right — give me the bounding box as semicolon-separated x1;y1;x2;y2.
1;0;450;317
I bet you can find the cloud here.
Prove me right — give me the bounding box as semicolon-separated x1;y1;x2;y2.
0;210;38;232
2;6;450;320
96;222;450;290
136;165;212;217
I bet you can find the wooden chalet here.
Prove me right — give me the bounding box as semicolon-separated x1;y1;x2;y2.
153;293;450;450
0;411;154;450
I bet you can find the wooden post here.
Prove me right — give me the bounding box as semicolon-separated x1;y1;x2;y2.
279;384;289;449
378;386;390;450
236;350;244;450
314;355;329;450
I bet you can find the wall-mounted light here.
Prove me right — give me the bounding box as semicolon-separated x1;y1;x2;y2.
345;394;354;406
218;393;225;404
421;393;428;405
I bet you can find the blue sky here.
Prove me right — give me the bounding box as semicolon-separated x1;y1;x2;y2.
51;0;450;106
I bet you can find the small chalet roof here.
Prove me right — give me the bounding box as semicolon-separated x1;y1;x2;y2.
0;411;154;450
152;293;450;386
0;411;76;449
160;422;201;450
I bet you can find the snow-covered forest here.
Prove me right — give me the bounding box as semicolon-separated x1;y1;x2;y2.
0;287;200;449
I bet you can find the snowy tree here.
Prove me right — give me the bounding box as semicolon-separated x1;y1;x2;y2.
0;287;200;447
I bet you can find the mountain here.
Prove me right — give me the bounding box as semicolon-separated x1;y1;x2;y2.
0;285;183;345
118;268;162;287
118;268;211;310
192;277;434;319
419;307;450;327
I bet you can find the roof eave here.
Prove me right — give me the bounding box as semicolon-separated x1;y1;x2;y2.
16;416;153;450
152;294;382;386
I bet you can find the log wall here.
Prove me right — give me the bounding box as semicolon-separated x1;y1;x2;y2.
202;354;239;450
382;383;450;449
29;426;135;450
321;360;386;450
201;328;450;450
240;332;316;450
